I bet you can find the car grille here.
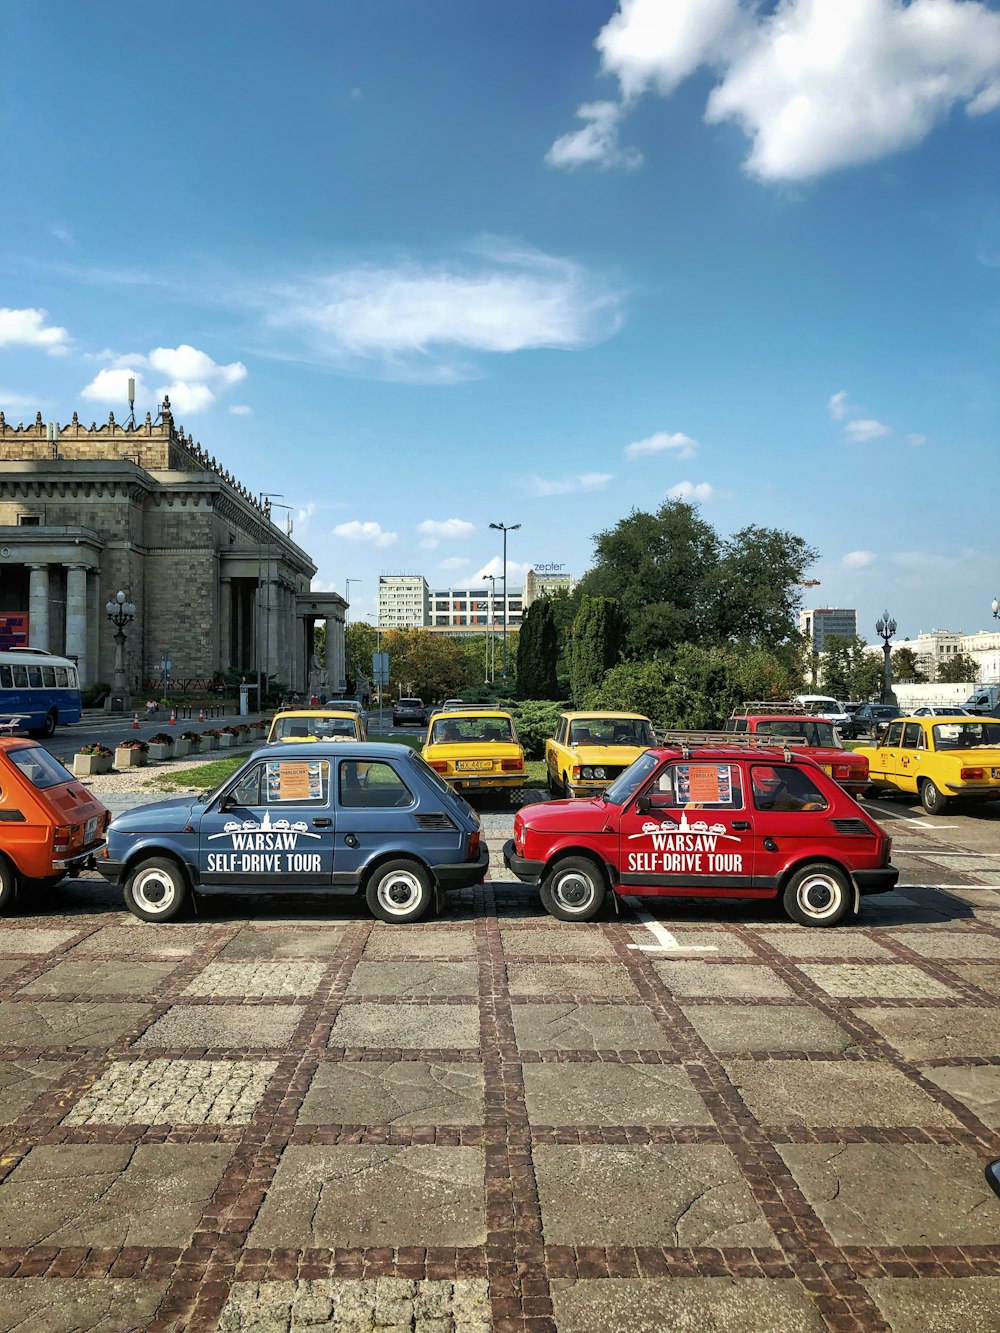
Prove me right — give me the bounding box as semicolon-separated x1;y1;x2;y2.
830;818;874;836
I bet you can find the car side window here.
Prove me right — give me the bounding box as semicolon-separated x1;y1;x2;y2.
751;765;828;813
231;765;263;807
339;760;415;809
883;721;905;748
648;762;743;810
901;723;924;749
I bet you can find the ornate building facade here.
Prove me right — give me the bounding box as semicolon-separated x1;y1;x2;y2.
0;402;345;696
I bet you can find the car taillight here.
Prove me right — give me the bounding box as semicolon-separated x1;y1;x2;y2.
882;835;892;866
501;758;523;771
53;825;73;853
834;764;850;778
467;831;480;861
961;767;983;780
430;760;448;773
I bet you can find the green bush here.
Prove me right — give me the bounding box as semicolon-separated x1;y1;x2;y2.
510;700;568;758
82;681;110;707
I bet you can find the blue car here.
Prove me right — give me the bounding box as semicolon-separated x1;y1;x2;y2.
98;742;488;924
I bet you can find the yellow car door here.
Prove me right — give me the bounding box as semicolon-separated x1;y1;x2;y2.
871;720;905;788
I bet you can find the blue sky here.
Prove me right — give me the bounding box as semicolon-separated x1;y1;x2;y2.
1;0;998;641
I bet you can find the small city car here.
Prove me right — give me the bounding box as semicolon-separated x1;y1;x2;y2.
545;711;655;797
723;706;868;797
504;743;897;927
0;739;110;912
856;716;1000;813
267;708;367;744
422;709;526;796
99;742;489;924
393;698;428;727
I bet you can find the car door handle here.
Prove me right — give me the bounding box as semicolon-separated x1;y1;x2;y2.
732;820;751;830
312;818;332;828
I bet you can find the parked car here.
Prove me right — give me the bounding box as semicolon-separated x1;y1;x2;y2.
856;716;1000;814
545;711;655;798
422;708;525;796
963;685;1000;714
504;742;896;926
266;709;367;743
847;703;902;739
393;697;427;728
98;742;488;923
791;695;852;730
718;708;868;797
910;706;970;718
0;739;110;912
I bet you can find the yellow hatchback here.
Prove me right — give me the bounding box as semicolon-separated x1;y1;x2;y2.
266;709;367;745
422;709;526;795
856;715;1000;814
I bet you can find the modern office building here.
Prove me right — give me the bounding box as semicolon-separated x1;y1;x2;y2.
429;586;522;630
377;574;430;629
799;607;858;652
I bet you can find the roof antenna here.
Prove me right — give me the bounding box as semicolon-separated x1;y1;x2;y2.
126;377;136;429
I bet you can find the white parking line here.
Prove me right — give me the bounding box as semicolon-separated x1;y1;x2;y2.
624;896;718;952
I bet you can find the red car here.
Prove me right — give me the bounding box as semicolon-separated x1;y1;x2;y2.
503;744;896;927
724;707;868;797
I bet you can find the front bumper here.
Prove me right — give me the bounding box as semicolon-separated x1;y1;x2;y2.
852;867;899;895
434;843;490;890
96;856;125;884
503;838;545;884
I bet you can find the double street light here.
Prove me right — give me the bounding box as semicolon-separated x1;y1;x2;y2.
875;610;897;706
489;521;520;678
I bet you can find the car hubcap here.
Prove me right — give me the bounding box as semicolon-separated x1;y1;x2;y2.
799;877;838;916
134;871;174;914
555;872;594;909
378;872;422;915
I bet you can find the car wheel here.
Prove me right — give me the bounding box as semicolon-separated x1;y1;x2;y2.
546;771;560;797
0;856;17;914
782;862;852;928
41;709;57;738
863;784;882;800
540;855;606;922
920;779;949;815
366;858;432;923
124;857;188;922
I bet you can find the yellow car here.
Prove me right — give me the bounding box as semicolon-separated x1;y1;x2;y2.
856;715;1000;814
266;708;367;744
421;708;525;795
545;710;655;798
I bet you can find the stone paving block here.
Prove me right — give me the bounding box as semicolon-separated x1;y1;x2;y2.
346;961;479;996
797;961;956;999
0;1277;170;1332
182;961;325;997
0;1143;231;1247
512;1002;672;1051
918;1064;1000;1128
219;1277;491;1333
297;1060;484;1126
363;927;477;958
946;963;1000;995
0;928;81;954
534;1144;774;1247
777;1143;999;1245
853;1006;1000;1060
248;1146;486;1248
864;1278;1000;1333
500;924;616;957
549;1277;827;1333
137;1004;304;1049
17;960;179;996
628;929;757;956
523;1062;712;1126
724;1058;959;1127
64;1058;278;1126
507;962;637;997
0;958;30;981
889;930;1000;960
0;1002;153;1048
0;1058;74;1124
654;961;793;998
682;1003;855;1053
219;924;346;959
328;1003;481;1050
755;929;894;958
68;924;218;958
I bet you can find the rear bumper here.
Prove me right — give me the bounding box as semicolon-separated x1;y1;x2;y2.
434;843;490;889
54;840;108;873
943;783;1000;797
448;775;525;791
852;867;899;895
503;839;544;884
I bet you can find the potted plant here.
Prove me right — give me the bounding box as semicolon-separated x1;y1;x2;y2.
114;738;149;769
176;730;200;758
73;742;114;777
219;725;239;749
147;732;174;762
201;728;220;751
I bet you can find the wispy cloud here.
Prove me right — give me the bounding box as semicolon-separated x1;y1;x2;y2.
827;390;849;420
844;418;891;443
474;556;533;582
525;471;613;497
0;389;44;413
545;101;642;172
418;518;475;550
906;432;927;447
230;403;253;416
624;430;698;460
0;307;69;355
667;480;716;502
332;520;398;548
439;555;472;572
842;550;877;570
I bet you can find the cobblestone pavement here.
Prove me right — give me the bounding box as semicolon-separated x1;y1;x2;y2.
0;793;997;1330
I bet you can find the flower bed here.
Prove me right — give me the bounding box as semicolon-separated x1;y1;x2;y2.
176;731;201;757
147;732;175;761
114;739;149;769
73;743;113;777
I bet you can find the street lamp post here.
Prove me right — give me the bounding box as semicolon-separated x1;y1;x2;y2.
105;590;136;713
365;613;383;708
489;521;520;678
875;610;897;706
484;574;497;682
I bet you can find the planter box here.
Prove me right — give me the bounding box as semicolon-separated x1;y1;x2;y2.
114;747;147;769
174;739;194;758
201;735;219;751
73;753;112;777
147;742;173;761
218;733;234;749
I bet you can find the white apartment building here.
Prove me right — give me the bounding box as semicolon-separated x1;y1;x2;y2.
377;574;429;629
524;567;576;607
863;627;1000;682
799;607;858;652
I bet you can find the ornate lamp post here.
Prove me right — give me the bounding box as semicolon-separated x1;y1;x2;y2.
875;610;897;706
489;521;520;678
105;590;136;713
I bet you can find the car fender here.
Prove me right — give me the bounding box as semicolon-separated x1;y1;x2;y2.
540;838;618;889
355;844;435;889
118;838;197;887
775;854;859;912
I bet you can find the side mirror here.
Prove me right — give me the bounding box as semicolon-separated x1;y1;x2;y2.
636;794;651;814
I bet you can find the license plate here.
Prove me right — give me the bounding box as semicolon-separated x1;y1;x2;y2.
84;816;98;842
993;768;1000;780
456;760;492;772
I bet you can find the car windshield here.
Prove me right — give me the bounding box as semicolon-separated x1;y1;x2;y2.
933;722;1000;750
604;751;660;805
273;717;356;740
7;746;74;790
754;719;839;748
431;716;515;744
569;718;654;745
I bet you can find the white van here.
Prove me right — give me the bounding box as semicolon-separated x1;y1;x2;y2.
792;695;852;730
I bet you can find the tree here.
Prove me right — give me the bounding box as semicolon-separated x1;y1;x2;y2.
382;629;470;702
892;646;926;682
569;595;624;703
820;635;883;701
517;600;559;699
937;652;979;684
712;525;819;646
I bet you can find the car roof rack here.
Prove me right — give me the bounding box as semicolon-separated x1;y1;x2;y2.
659;729;798;763
729;701;809;717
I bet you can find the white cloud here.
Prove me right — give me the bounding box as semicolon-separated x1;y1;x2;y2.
148;344;247;387
474;556;534;582
624;430;698;460
0;389;43;412
906;432;927;446
844;418;891;442
332;520;398;548
438;555;472;572
842;549;877;569
80;342;247;415
262;243;623;381
80;366;146;404
561;0;1000;183
296;502;317;532
827;390;849;420
0;307;69;354
230;404;253;416
417;518;475;550
545;101;642;171
525;471;613;497
47;223;73;245
667;480;716;502
158;381;215;414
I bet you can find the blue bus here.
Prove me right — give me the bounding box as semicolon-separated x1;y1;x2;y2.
0;649;83;736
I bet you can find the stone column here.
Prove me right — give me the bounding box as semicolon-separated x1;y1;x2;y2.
266;577;280;685
294;612;306;695
27;565;50;652
220;577;232;673
65;565;89;685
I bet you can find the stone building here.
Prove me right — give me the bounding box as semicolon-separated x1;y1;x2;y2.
0;402;345;697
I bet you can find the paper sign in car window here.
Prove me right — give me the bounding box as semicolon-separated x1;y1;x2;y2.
688;765;722;804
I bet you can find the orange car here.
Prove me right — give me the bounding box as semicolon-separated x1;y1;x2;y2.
0;738;110;912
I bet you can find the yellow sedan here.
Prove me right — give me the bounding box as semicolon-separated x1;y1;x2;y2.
422;709;526;795
856;716;1000;814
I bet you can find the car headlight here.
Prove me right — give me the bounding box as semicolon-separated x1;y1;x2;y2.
593;766;606;780
581;766;593;779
